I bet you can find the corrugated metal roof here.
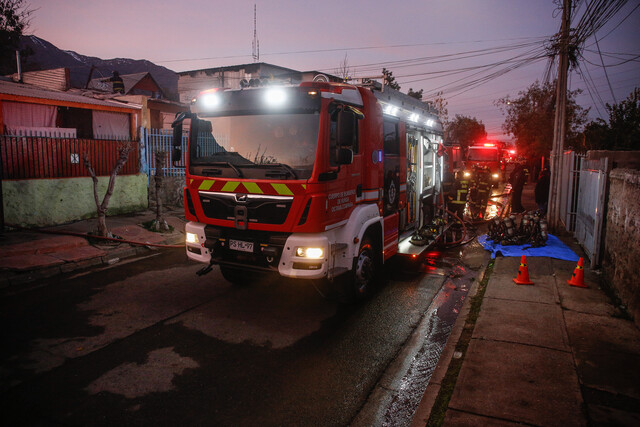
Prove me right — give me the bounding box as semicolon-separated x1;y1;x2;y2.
0;79;141;110
9;68;69;91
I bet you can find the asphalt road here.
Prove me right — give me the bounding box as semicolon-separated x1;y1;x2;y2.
0;248;459;426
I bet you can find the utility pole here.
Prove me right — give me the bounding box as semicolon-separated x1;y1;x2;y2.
252;4;259;62
548;0;572;232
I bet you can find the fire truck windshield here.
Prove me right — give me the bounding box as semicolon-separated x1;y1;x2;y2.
191;113;320;180
467;147;499;162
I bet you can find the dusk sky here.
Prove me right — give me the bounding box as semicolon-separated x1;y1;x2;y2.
26;0;640;141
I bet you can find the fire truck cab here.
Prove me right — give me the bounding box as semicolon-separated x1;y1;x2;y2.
172;80;444;300
464;142;503;183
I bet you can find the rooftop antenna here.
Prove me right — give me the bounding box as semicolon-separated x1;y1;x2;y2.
252;4;260;62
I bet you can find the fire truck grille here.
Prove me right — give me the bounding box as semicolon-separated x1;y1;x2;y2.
199;192;293;224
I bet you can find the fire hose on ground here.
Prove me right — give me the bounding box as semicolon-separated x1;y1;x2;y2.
11;226;186;249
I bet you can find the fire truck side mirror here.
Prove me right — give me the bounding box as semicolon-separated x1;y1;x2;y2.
171;119;183;163
171;147;181;163
337;110;356;149
337;147;353;165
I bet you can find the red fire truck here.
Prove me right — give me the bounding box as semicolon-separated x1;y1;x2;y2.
171;80;445;300
464;142;504;183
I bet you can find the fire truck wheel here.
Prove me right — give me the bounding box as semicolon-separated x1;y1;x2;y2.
220;265;252;285
351;237;378;301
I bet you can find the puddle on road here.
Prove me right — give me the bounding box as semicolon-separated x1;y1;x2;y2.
380;251;477;426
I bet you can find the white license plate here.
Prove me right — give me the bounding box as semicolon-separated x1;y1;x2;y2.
229;239;254;253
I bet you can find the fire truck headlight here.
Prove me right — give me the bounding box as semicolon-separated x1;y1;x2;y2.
265;87;287;107
186;232;200;244
295;247;324;259
463;171;471;178
492;173;500;180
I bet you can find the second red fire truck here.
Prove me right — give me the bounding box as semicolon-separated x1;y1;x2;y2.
172;79;445;301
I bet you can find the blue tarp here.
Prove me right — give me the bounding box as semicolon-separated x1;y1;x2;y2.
478;234;580;261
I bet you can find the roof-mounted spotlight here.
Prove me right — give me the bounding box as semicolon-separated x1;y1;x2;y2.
384;104;399;116
264;87;287;107
201;92;221;109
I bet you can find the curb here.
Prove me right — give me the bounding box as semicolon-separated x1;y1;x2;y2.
410;254;490;426
0;235;185;293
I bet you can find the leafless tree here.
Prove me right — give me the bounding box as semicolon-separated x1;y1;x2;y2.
428;91;450;126
335;53;352;82
83;142;135;237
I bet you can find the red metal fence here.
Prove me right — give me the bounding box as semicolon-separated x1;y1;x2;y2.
1;136;140;179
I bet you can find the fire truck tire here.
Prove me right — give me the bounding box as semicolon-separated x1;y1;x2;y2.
350;236;378;301
220;265;252;285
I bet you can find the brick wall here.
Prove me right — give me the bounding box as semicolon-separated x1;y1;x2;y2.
604;168;640;328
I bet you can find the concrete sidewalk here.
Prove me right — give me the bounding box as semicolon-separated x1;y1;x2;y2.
0;209;187;291
414;247;640;426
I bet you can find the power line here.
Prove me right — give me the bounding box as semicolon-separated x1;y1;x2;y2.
577;61;606;116
591;18;616;102
585;1;639;45
335;39;549;74
584;53;640;67
154;36;551;65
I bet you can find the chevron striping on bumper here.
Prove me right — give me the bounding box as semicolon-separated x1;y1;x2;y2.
243;181;264;194
271;183;294;195
198;180;215;191
221;181;241;192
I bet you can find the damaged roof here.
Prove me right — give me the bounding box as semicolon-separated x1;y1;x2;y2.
88;72;164;97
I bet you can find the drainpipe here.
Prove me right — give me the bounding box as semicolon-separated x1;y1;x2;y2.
16;51;23;83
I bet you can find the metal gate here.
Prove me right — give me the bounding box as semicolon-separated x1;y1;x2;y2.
574;157;609;268
559;151;582;232
141;128;187;178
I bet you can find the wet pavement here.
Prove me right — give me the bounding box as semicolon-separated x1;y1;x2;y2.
354;237;489;426
380;255;478;425
1;181;639;426
411;183;640;427
0;208;187;292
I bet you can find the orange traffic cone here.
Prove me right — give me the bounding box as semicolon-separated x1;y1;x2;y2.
513;255;534;285
567;258;587;288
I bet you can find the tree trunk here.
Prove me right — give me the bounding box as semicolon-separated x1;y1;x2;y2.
83;142;134;237
153;151;170;232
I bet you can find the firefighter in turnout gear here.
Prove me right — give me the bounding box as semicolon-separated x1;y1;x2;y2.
448;170;469;221
509;160;528;213
103;71;125;94
469;165;492;219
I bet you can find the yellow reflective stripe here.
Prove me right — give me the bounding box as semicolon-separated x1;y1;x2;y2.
302;184;307;190
198;180;215;191
243;182;264;194
221;181;240;192
271;183;294;196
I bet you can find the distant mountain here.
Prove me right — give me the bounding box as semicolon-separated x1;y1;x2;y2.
18;35;179;100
